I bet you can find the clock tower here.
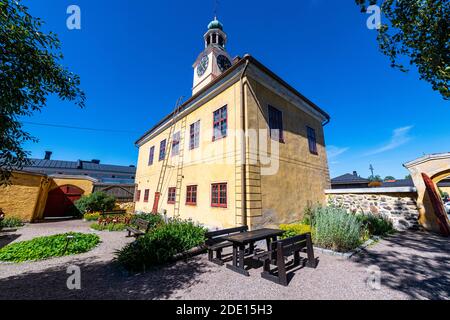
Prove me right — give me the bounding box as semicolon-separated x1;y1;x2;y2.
192;17;233;95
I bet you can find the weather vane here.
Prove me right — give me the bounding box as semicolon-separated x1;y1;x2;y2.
214;0;220;19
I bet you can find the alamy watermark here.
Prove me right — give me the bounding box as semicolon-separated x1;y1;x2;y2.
66;5;81;30
366;265;381;290
66;265;81;290
366;5;382;30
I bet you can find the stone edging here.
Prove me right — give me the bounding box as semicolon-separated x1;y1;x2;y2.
313;236;381;259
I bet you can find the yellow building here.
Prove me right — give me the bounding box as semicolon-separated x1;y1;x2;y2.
0;156;136;222
134;18;331;229
0;171;96;222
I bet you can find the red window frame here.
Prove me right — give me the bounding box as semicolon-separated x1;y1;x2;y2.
211;183;227;208
159;139;166;161
189;120;200;150
307;126;318;155
167;187;176;204
135;189;141;202
212;105;227;141
172;132;180;157
186;185;197;205
143;189;150;202
268;105;284;143
148;146;155;165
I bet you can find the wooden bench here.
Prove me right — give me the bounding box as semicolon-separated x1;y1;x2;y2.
205;226;248;266
255;233;317;286
102;210;126;216
125;218;150;238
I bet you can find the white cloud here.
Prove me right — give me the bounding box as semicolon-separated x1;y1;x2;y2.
327;146;349;159
364;126;413;156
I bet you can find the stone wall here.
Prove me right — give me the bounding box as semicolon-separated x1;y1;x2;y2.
326;188;420;231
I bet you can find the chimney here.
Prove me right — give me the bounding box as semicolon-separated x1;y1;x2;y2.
44;151;52;160
353;171;358;177
91;159;100;164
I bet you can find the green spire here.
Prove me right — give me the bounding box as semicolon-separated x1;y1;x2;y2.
207;17;223;31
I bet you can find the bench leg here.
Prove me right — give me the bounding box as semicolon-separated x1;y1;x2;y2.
293;250;301;266
305;233;317;268
208;249;213;262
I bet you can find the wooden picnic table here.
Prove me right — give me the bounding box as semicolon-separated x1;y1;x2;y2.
222;228;285;276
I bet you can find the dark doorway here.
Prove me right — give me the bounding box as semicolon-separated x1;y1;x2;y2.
43;185;84;218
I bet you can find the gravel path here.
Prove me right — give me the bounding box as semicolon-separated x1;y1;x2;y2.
0;221;448;300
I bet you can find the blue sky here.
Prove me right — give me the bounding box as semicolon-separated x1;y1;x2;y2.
21;0;448;179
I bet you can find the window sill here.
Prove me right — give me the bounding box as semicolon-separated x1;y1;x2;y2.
212;135;227;142
211;204;227;208
186;202;197;206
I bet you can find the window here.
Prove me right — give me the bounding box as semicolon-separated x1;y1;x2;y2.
189;121;200;150
135;190;141;202
172;132;180;156
143;189;150;202
268;105;284;142
159;139;166;161
168;187;176;204
307;126;318;155
148;146;155;165
213;105;227;141
211;183;227;208
186;185;197;205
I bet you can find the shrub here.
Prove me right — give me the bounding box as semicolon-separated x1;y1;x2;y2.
116;218;206;272
312;206;363;252
356;214;395;237
90;222;127;232
0;232;100;263
132;213;164;230
280;223;312;239
0;217;24;228
83;212;102;221
75;192;115;214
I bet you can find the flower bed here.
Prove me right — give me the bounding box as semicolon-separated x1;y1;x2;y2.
279;206;395;253
0;232;100;263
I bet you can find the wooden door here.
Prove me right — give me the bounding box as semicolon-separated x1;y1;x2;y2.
422;173;450;236
43;185;84;218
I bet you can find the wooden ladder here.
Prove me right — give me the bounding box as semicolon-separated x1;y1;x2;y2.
173;116;187;217
151;97;184;214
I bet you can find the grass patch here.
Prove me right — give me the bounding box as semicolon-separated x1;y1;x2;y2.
0;232;100;263
0;217;24;229
90;222;127;231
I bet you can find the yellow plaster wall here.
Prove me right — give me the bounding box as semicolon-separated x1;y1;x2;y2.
406;159;450;233
245;78;330;228
135;82;242;228
0;172;47;222
135;75;331;230
49;177;94;195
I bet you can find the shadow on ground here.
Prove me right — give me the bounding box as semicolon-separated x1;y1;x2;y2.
0;233;21;249
352;230;450;300
0;256;210;300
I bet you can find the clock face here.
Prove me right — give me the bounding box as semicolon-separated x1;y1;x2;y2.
217;55;232;72
197;55;209;77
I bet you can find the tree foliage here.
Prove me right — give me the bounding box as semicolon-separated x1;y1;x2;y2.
356;0;449;100
75;192;116;214
368;174;383;182
0;1;85;185
384;175;396;181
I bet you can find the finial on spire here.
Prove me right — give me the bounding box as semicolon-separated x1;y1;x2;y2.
213;0;219;21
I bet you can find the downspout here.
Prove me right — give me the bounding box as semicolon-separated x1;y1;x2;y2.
240;59;250;226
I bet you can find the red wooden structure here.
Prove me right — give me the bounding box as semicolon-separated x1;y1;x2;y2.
43;185;84;218
422;173;450;236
